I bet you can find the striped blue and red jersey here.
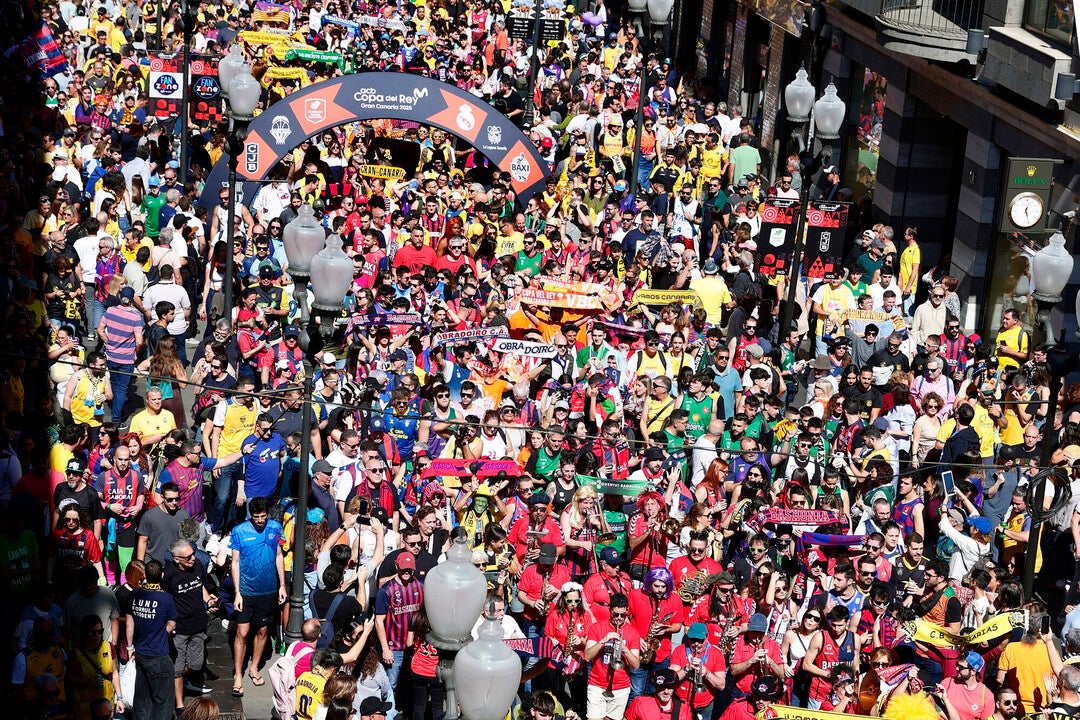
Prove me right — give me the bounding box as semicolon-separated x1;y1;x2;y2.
158;457;218;521
376;577;424;651
101;304;143;364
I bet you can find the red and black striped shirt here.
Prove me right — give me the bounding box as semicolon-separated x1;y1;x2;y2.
375;577;424;651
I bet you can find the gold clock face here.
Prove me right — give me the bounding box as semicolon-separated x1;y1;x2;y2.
1008;191;1045;229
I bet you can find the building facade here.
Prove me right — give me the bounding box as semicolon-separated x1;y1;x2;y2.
673;0;1080;336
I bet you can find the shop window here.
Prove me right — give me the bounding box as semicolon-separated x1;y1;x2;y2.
1024;0;1075;47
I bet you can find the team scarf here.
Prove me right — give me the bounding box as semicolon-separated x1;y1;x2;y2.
424;458;521;479
901;610;1028;648
516;288;606;311
797;532;866;547
537;276;619;305
745;508;839;532
433;327;508;345
351;312;425;327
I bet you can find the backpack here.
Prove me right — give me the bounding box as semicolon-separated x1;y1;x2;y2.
269;641;315;720
309;590;346;651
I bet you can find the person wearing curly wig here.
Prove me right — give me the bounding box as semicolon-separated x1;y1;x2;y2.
626;566;683;698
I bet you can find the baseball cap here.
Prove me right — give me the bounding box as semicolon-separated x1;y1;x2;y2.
284;325;300;338
321;351;337;365
312;459;333;474
614;180;628;192
538;543;558;564
148;176;160;187
752;676;783;699
359;698;393;716
389;349;408;362
967;516;993;534
746;344;764;358
871;238;886;250
120;286;135;302
652;668;680;690
554;398;570;410
823;165;838;174
964;650;985;674
807;548;827;565
259;265;276;278
747;613;768;633
686;622;708;641
66;457;86;474
527;492;551;506
306;508;325;524
396;552;416;570
598;547;622;565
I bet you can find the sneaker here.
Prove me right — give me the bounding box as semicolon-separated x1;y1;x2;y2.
184;681;213;695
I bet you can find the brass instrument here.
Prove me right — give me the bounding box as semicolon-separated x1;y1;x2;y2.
690;659;706;695
562;616;582;676
641;609;675;664
661;518;682;542
537;571;554;617
857;668;882;713
596;532;618;545
609;633;625;671
677;570;727;603
716;615;736;660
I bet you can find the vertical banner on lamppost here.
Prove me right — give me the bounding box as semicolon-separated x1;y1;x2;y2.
757;198;800;277
148;54;182;119
802;201;850;279
190;56;223;123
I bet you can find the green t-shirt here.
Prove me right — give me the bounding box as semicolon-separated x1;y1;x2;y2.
515;250;543;276
680;394;714;440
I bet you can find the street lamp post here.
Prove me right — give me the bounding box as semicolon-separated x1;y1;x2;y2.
522;0;545;127
425;537;521;720
778;73;845;339
1021;231;1076;601
217;46;260;317
283;232;354;643
628;0;674;196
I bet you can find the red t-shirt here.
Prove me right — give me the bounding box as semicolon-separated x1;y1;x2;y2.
51;527;103;572
729;635;783;693
626;695;693;720
507;516;564;562
517;563;572;623
717;699;757;720
628;589;684;664
585;620;642;691
669;555;722;606
669;643;727;706
627;512;669;569
582;570;633;625
392;244;437;275
410;640;439;678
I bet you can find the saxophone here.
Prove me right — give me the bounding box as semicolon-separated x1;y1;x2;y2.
641;607;674;664
562;616;582;676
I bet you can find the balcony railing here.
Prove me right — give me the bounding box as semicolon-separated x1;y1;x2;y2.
877;0;985;61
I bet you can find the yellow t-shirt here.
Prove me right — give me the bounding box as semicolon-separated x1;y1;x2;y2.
50;444;75;475
997;638;1054;713
935;407;995;460
995;325;1028;373
128;408;177;447
689;276;732;324
899;243;921;295
216;400;257;456
69;370;108;427
295;671;328;720
813;284;856;337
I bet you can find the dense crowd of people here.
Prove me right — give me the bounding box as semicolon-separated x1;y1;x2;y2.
3;2;1080;720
